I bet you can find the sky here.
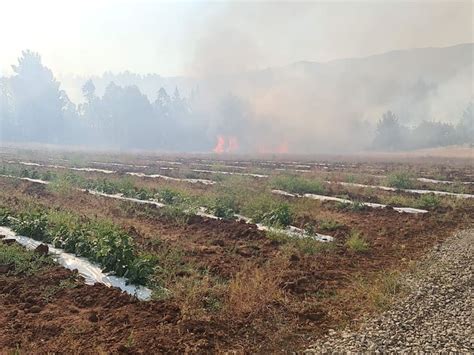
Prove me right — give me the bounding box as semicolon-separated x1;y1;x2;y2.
0;0;472;77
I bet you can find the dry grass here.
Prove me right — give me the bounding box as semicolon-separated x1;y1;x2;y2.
225;258;288;317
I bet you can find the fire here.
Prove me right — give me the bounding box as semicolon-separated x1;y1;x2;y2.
213;135;239;154
213;136;226;153
276;141;289;154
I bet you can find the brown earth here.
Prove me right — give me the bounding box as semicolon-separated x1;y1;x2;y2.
0;174;473;352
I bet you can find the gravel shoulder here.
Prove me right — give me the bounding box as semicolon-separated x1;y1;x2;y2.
307;229;474;353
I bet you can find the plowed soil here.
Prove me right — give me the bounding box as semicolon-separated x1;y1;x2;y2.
0;168;473;352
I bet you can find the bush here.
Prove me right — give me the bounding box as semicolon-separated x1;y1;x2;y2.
386;171;414;189
345;230;369;252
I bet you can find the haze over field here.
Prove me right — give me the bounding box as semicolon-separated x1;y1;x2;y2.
0;0;472;154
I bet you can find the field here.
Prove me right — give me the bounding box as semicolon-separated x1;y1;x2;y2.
0;147;473;353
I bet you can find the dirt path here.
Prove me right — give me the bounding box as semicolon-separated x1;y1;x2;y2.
307;229;474;353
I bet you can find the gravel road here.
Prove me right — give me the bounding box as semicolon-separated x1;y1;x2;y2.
306;229;474;353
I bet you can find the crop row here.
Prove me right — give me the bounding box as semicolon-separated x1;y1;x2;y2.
0;205;155;286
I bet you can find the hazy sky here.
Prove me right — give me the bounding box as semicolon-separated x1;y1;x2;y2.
0;0;472;77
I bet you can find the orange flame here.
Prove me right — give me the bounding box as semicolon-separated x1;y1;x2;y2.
213;135;226;153
277;141;289;154
213;135;239;154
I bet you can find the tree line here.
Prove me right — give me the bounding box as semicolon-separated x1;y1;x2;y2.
0;50;211;151
372;107;472;151
0;50;472;152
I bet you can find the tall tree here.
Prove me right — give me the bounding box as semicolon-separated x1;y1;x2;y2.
457;102;473;144
9;50;67;143
372;111;407;151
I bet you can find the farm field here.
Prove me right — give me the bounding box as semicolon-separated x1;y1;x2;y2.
0;147;473;353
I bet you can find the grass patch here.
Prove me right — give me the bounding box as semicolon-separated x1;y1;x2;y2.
270;175;325;194
353;271;404;311
386;171;414;189
267;230;335;255
319;219;344;231
415;194;441;209
239;193;294;227
0;241;54;276
225;259;287;316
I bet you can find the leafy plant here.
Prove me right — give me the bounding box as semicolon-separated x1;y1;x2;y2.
210;195;237;219
12;211;49;241
158;188;182;204
262;203;293;227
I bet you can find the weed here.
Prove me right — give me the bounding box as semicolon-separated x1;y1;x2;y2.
335;201;365;212
319;219;343;231
42;277;78;303
345;230;369;252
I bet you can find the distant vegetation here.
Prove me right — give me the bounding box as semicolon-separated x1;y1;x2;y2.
372;109;473;151
0;50;472;153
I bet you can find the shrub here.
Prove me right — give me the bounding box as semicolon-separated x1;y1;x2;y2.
345;230;369;252
386;171;414;189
